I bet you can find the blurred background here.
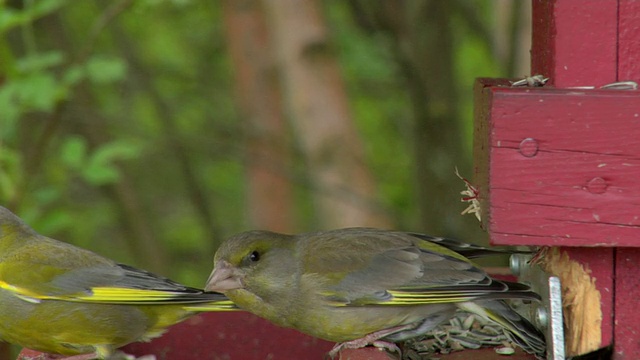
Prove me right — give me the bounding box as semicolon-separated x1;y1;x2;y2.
0;0;531;286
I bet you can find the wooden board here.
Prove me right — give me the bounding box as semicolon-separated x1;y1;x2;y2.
531;0;618;87
474;79;640;247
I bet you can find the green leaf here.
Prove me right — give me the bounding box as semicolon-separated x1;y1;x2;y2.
86;56;127;84
62;64;86;87
0;84;21;136
83;161;120;186
14;72;59;111
80;141;142;186
91;141;142;163
0;148;21;202
60;136;88;169
0;0;68;34
16;51;65;73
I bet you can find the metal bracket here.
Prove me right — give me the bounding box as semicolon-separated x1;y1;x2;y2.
510;254;565;360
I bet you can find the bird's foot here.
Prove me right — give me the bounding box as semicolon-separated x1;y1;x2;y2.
60;355;98;360
326;325;411;359
106;352;156;360
19;353;97;360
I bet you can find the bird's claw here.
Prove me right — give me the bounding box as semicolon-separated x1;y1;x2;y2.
326;340;401;359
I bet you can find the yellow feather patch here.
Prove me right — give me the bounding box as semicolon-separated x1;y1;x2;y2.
182;302;238;311
0;280;238;309
0;280;46;302
75;287;188;302
382;290;477;305
1;280;202;304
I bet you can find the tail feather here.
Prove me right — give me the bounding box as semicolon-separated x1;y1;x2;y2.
183;299;239;312
458;300;546;359
407;232;536;259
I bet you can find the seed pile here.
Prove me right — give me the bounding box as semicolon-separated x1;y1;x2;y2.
403;312;516;359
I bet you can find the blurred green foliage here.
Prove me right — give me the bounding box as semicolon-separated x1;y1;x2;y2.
0;0;513;288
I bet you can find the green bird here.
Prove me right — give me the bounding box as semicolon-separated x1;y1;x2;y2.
205;228;546;358
0;206;236;359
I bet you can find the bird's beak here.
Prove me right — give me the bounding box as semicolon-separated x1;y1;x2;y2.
205;260;244;292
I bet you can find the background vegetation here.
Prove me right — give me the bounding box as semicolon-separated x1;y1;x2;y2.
0;0;530;291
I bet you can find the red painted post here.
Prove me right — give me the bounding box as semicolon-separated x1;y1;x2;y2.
474;0;640;358
613;1;640;359
530;2;623;355
531;0;617;87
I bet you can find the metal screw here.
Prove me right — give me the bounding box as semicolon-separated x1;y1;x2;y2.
510;254;528;276
509;255;521;276
509;254;533;276
535;306;549;329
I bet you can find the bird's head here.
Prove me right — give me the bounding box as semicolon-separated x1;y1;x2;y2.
205;230;295;293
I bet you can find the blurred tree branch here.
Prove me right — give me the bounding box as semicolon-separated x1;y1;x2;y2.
110;21;222;251
345;0;490;242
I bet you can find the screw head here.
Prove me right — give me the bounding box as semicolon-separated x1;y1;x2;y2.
535;306;549;329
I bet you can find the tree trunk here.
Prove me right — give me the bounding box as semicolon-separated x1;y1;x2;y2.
222;0;295;233
263;0;391;228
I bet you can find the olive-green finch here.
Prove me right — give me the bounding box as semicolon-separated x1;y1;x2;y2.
205;228;546;358
0;206;235;359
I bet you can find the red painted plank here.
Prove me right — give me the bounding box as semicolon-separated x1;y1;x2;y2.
473;81;618;353
612;2;639;358
124;312;333;359
17;346;538;360
619;0;640;82
16;311;539;359
531;0;618;87
475;82;640;247
613;248;640;360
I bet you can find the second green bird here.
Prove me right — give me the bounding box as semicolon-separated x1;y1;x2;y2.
205;228;546;358
0;206;236;359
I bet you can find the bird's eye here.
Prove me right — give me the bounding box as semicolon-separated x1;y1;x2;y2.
249;250;260;262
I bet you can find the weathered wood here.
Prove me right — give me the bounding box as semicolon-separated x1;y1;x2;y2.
615;1;640;358
619;0;640;82
474;80;640;247
614;248;640;359
531;0;617;87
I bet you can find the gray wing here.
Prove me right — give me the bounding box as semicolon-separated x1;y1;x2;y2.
300;228;538;306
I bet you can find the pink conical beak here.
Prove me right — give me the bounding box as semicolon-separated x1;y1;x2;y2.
205;260;244;291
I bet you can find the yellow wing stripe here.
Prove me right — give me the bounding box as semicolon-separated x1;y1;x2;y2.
323;289;480;307
75;287;192;302
183;302;239;311
0;280;236;307
376;290;478;305
0;280;45;302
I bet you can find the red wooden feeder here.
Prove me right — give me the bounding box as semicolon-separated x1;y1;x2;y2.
473;0;640;359
16;0;640;359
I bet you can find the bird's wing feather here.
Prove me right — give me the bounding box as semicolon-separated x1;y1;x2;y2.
299;229;537;306
0;236;224;304
407;232;535;259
